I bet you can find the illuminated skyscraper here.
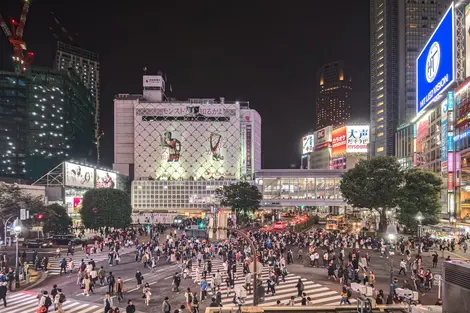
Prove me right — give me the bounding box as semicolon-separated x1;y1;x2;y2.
370;0;452;157
316;61;352;129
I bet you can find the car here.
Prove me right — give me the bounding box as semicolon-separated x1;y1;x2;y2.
23;238;51;248
45;235;84;246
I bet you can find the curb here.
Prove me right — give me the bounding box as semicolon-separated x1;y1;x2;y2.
22;271;49;291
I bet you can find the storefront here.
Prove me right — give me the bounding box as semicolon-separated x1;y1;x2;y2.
32;161;127;227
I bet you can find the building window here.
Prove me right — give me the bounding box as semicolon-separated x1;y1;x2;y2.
377;117;384;122
378;132;384;137
377;109;384;115
377;147;384;152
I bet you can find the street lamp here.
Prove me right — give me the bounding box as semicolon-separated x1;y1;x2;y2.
14;224;21;288
386;223;398;304
416;211;424;256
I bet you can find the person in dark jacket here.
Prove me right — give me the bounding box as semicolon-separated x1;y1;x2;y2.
126;300;136;313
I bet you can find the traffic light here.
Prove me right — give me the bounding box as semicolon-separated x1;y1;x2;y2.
198;221;205;229
145;225;151;231
37;214;43;220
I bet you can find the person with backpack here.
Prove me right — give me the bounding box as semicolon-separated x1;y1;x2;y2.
162;296;171;313
37;290;52;312
50;285;58;311
54;289;66;313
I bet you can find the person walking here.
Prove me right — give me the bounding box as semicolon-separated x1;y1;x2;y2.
143;283;151;306
50;285;58;311
104;292;114;313
0;272;7;307
126;300;136;313
115;277;124;302
135;270;144;289
108;272;116;294
295;278;304;297
191;292;200;313
54;288;66;313
162;296;171;313
398;259;407;275
173;272;181;293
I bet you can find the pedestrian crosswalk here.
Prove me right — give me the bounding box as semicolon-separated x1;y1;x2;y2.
47;250;111;275
191;258;355;306
4;292;108;313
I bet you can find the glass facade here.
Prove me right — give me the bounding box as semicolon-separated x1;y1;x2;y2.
257;176;342;201
132;180;236;212
0;67;96;180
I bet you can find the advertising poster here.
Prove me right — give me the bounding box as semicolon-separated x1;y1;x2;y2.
65;162;95;189
332;127;347;156
346;125;370;153
416;118;429;152
246;125;252;171
302;135;314;155
134;103;240;180
73;197;83;213
96;169;117;189
314;126;332;149
143;75;164;90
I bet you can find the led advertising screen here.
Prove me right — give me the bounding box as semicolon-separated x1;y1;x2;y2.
332;127;347;156
64;162;95;188
96;169;117;189
346;125;370;153
416;2;455;114
134;103;240;180
302;135;314;155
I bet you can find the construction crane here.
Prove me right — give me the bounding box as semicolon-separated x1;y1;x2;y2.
0;0;34;73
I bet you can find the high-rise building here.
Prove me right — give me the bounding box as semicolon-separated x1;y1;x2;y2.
55;41;101;160
0;67;96;180
316;61;352;130
113;75;262;181
370;0;451;157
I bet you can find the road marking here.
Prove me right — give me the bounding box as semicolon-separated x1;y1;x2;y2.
164;276;173;280
127;286;141;293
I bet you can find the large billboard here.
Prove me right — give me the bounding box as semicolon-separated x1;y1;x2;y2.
64;162;95;188
314;126;332;150
346;125;370;153
143;75;165;90
332;127;347;156
416;2;455;114
96;169;117;189
302;135;314;155
134;103;240;180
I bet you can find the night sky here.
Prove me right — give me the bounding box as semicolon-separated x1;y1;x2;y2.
1;0;370;169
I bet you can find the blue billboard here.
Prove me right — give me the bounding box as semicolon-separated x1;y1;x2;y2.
416;2;455;114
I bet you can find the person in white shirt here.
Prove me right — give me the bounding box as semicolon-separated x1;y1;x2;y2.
398;259;407;275
244;272;252;294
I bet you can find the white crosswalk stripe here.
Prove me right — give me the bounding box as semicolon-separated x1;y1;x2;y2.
4;292;109;313
191;258;355;306
47;249;117;275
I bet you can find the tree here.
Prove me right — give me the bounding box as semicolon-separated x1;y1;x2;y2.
80;189;132;229
0;182;45;221
340;156;403;232
397;168;442;232
41;203;72;235
216;181;262;225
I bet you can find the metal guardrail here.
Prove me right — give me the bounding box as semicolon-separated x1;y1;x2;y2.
204;304;409;313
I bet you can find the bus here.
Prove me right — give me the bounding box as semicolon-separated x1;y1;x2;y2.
326;215;344;231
